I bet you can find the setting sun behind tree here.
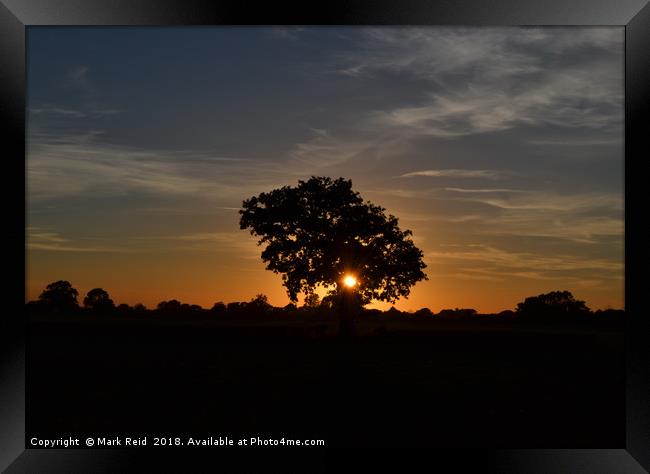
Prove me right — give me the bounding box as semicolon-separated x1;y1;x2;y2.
239;176;428;307
343;275;358;288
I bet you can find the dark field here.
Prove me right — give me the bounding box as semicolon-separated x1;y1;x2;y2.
28;316;625;448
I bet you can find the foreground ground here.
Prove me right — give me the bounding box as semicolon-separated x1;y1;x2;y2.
28;315;624;447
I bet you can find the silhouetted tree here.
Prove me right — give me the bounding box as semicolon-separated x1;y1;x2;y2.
240;177;427;336
240;177;427;305
83;288;115;314
38;280;79;313
516;290;590;322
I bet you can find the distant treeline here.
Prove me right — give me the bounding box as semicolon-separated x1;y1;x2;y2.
26;280;624;324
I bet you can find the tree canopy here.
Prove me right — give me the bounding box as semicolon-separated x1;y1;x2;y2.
83;288;115;313
239;176;427;304
516;290;590;321
38;280;79;311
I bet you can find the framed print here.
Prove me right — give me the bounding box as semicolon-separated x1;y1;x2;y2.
2;0;649;471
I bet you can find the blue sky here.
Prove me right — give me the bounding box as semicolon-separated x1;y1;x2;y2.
26;27;624;311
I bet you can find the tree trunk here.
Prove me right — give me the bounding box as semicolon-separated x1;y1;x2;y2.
338;286;357;338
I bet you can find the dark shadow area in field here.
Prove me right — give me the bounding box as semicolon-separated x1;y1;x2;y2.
27;316;624;448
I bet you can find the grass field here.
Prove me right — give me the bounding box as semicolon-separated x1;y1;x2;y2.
27;315;624;447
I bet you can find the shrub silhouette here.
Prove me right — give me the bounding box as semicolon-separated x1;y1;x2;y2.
363;308;383;318
594;308;624;318
115;303;133;317
283;302;298;315
593;308;625;325
497;310;516;320
437;308;478;319
413;307;434;319
249;294;271;312
384;306;403;318
157;299;182;314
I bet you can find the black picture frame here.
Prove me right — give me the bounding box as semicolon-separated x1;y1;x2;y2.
2;0;648;470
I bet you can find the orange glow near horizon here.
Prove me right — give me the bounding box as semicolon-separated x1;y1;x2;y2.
25;244;625;313
24;274;624;313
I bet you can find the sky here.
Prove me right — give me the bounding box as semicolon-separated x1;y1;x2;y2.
26;27;624;312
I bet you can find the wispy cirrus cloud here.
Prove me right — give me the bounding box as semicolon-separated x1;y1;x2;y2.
29;107;87;118
268;27;307;41
526;138;622;146
443;187;525;193
27;227;125;252
145;231;248;243
427;244;622;272
426;244;623;287
458;191;623;212
374;187;623;244
279;27;623;181
338;27;623;139
478;212;623;244
29;106;125;119
66;65;93;93
397;169;508;179
135;231;261;258
27;132;291;202
288;128;371;170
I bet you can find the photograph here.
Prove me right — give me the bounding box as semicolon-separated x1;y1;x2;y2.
25;26;626;448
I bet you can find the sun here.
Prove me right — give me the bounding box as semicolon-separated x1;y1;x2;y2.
343;275;358;288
